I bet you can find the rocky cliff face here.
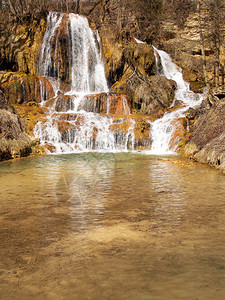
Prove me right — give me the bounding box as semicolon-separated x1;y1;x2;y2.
159;11;225;95
0;15;46;74
0;15;49;159
180;98;225;173
102;35;176;117
0;71;55;105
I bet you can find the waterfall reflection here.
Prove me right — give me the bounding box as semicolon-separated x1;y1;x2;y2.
150;159;188;230
52;154;114;232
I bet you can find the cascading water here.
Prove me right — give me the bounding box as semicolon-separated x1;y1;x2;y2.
69;14;108;94
148;47;207;155
34;12;136;153
35;12;204;155
39;12;108;95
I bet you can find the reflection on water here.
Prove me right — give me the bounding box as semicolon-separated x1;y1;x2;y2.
0;153;225;299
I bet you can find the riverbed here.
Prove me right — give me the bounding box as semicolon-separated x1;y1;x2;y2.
0;153;225;299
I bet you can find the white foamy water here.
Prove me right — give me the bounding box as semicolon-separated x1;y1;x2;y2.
148;47;207;155
69;14;108;94
34;110;136;153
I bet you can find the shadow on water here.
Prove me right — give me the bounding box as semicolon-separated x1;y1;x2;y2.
0;153;225;299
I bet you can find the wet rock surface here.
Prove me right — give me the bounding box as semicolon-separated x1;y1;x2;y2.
80;93;131;115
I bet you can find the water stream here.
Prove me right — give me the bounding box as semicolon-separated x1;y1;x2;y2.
149;47;207;155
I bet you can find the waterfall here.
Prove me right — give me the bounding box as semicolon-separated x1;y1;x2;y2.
39;12;108;95
149;47;207;155
69;14;108;94
34;12;137;153
35;12;204;155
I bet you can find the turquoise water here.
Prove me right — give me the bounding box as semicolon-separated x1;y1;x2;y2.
0;153;225;299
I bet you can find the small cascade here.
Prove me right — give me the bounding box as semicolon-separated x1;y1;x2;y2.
19;77;28;103
134;37;145;44
34;112;137;153
39;77;58;105
39;13;64;79
122;96;131;115
34;12;139;153
150;47;207;155
153;46;162;75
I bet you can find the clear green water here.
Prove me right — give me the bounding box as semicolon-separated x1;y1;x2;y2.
0;153;225;299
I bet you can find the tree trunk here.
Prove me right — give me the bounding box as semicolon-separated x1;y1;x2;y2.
197;0;209;90
65;0;69;12
222;66;225;86
117;0;122;31
215;37;220;88
7;0;17;15
213;0;221;88
75;0;80;14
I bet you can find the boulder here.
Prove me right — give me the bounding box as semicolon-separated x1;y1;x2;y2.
182;98;225;173
0;109;24;140
102;37;156;87
133;76;176;116
0;107;36;160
